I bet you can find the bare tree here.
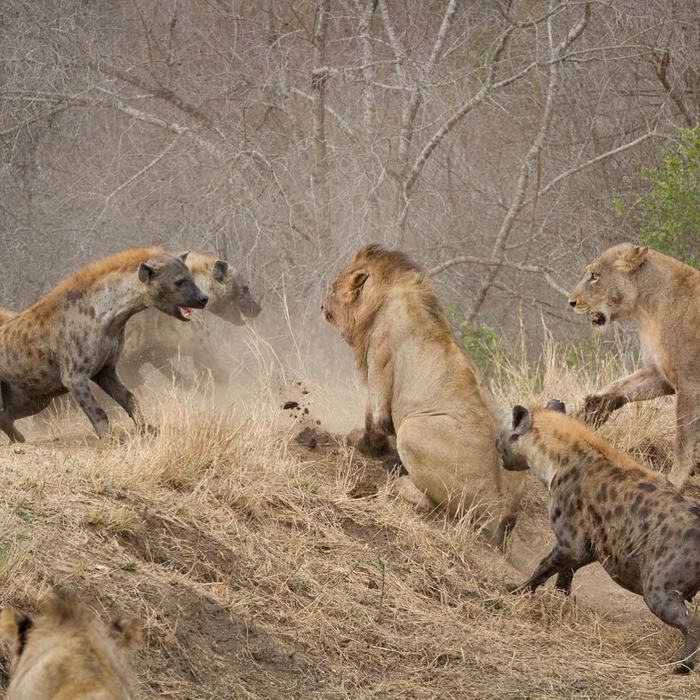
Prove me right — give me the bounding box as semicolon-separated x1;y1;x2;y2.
0;0;695;343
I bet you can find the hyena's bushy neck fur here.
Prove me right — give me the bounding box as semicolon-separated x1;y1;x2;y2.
88;274;150;330
523;412;648;488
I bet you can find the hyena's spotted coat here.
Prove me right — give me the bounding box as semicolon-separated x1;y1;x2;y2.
497;400;700;673
0;248;208;441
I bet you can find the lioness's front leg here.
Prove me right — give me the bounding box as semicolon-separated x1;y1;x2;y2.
578;366;674;428
669;389;700;488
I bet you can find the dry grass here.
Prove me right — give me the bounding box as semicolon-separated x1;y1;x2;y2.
0;338;697;699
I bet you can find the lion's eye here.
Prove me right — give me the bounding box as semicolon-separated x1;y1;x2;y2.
589;272;599;283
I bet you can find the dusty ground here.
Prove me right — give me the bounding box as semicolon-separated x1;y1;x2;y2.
0;353;698;699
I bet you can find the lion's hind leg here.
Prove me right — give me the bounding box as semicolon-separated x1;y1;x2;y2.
389;475;435;511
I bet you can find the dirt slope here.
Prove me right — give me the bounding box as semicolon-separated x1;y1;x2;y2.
0;386;697;699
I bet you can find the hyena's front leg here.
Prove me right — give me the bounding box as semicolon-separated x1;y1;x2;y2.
509;545;588;594
92;364;156;435
578;366;674;429
669;389;700;488
63;374;109;438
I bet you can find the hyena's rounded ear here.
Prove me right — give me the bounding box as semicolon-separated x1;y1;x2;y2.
137;262;156;283
178;250;191;264
545;399;566;414
511;405;532;435
111;617;144;650
615;245;648;272
0;607;32;655
351;270;369;289
212;259;229;282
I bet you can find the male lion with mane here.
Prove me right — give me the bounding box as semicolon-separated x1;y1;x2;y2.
569;243;700;487
322;244;524;546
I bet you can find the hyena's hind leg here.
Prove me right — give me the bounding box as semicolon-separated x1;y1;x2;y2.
0;383;53;443
643;585;700;673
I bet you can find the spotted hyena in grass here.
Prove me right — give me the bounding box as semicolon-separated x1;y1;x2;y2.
119;251;261;387
0;248;208;442
497;399;700;673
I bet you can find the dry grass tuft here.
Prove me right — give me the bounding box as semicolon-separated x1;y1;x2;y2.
0;339;696;698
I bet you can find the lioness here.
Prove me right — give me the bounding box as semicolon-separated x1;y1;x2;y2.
497;400;700;673
0;588;143;698
569;243;700;487
322;244;524;546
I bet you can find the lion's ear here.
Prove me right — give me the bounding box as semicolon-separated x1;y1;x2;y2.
350;271;369;289
615;245;648;272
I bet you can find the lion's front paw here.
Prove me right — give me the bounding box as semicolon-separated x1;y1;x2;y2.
347;428;393;458
373;408;395;436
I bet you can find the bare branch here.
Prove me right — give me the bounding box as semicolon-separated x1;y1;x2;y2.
467;1;591;323
290;86;354;137
428;254;570;297
311;0;331;247
523;130;658;206
85;56;217;129
652;50;695;127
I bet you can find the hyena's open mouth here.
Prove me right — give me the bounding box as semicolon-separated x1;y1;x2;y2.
177;305;194;321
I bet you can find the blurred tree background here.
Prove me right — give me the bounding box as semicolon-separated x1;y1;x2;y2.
0;0;697;354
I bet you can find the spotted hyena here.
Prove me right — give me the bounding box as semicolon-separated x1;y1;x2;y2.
0;248;208;442
119;251;261;387
497;399;700;673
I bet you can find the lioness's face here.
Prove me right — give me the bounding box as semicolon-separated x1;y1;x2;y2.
568;243;648;329
321;262;369;339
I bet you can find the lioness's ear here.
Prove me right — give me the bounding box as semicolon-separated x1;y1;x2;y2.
138;262;156;283
512;405;532;435
178;250;191;264
351;271;369;289
615;245;648;272
111;617;144;650
545;399;566;414
0;607;32;656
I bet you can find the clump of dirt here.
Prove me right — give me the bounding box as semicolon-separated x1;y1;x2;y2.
294;426;331;448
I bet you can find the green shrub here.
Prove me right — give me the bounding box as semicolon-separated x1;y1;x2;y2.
616;126;699;266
